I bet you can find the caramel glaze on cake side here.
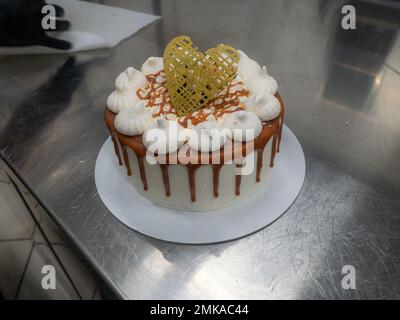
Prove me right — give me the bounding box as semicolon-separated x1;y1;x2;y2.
104;72;285;202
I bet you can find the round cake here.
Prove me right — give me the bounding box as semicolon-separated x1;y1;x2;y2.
104;36;284;211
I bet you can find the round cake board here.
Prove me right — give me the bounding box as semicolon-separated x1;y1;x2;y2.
95;125;305;244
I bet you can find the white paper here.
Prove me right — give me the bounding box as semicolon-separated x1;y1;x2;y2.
95;125;306;244
0;0;160;55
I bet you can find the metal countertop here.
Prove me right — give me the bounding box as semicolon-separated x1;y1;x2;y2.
1;0;400;299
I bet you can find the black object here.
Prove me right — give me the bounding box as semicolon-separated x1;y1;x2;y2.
0;0;71;49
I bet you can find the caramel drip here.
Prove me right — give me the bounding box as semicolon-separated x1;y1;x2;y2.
212;164;223;197
256;146;266;182
210;88;248;119
160;164;171;197
187;165;200;202
235;164;243;196
276;94;285;153
111;132;122;165
122;146;132;176
136;154;148;191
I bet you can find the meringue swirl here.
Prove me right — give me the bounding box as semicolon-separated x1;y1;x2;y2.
143;118;186;155
141;57;164;76
188;121;227;152
223;110;262;142
106;67;147;113
114;101;154;136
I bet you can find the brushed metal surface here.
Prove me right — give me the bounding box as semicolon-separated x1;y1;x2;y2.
1;0;400;299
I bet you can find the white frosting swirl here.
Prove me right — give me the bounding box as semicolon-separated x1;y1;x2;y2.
188;121;227;152
114;101;154;136
106;91;137;114
237;50;279;123
243;93;280;121
237;50;262;80
245;66;277;96
238;50;277;93
223;111;262;142
115;67;147;91
141;57;164;75
106;67;147;113
143;118;186;154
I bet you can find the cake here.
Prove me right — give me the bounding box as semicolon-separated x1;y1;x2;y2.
104;36;284;211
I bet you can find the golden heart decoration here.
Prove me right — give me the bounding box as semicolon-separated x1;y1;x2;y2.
163;36;239;117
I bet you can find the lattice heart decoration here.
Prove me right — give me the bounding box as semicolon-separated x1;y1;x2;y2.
163;36;240;117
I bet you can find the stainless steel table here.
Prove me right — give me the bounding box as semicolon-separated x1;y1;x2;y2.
1;0;400;299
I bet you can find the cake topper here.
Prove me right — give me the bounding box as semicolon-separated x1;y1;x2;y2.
163;36;239;117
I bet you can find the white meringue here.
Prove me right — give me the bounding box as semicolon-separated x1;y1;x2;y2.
115;67;147;91
223;111;262;142
114;101;154;136
188;121;227;152
244;93;280;121
261;66;278;94
143;118;186;154
141;57;164;75
106;90;139;114
244;66;278;96
243;76;263;96
237;50;262;80
106;67;147;113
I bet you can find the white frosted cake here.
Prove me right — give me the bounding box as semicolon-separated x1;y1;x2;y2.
104;36;284;211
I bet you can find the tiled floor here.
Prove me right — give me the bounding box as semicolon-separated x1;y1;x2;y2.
0;162;103;300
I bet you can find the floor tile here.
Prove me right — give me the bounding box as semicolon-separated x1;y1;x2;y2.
32;225;46;245
21;193;41;222
37;206;67;244
11;172;65;244
0;168;9;183
53;244;97;300
0;180;35;240
17;243;80;300
0;239;33;299
92;287;103;300
3;169;42;223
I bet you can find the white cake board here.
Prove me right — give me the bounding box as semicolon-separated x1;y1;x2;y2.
95;125;305;244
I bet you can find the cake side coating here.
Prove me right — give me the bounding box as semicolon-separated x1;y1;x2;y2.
104;92;284;204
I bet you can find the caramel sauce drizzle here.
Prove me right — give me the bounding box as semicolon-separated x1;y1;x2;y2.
105;72;285;202
187;165;201;202
137;71;249;127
